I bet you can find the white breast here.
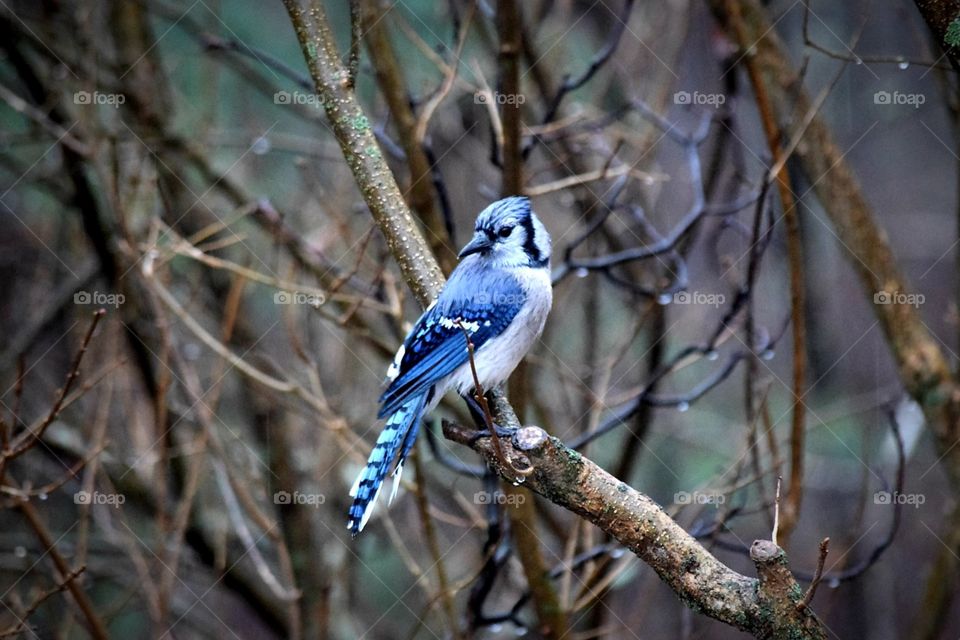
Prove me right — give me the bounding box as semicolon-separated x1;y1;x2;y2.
441;267;552;402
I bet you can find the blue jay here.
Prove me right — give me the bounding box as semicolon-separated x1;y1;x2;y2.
348;196;552;535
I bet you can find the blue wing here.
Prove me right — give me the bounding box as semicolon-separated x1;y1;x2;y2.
378;279;525;418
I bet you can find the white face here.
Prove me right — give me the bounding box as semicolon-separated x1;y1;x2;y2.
459;199;551;269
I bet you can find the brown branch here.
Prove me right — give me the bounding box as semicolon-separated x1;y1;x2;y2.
4;309;105;463
17;500;109;639
496;8;564;633
909;502;960;640
799;537;830;611
360;0;457;273
443;422;826;639
498;0;523;196
0;566;86;639
727;0;807;544
410;448;462;640
709;0;960;487
282;0;444;307
454;320;527;479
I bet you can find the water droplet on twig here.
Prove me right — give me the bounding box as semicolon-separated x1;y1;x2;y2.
252;136;271;155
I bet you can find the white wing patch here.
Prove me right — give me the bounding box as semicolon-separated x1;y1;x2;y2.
439;316;479;333
386;343;405;382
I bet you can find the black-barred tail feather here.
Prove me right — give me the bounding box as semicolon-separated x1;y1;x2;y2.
347;393;427;536
347;198;553;537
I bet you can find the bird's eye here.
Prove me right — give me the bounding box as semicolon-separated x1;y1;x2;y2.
497;226;513;238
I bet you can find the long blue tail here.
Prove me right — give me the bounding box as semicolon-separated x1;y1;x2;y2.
347;393;426;536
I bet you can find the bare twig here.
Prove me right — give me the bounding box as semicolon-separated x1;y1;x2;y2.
726;0;807;544
5;309;105;462
799;538;830;611
772;475;782;546
17;500;109;639
454;320;529;479
0;566;86;639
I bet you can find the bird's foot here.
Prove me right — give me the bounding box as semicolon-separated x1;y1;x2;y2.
467;424;517;444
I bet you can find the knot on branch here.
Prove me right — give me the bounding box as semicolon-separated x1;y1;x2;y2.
513;426;548;451
751;540;825;639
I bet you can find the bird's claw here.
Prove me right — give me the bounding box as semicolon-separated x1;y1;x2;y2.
467;424;517;444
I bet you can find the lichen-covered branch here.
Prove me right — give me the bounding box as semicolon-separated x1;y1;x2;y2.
443;419;826;639
282;0;443;306
912;1;960;68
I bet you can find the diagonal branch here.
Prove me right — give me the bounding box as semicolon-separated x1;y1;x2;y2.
443;419;826;639
282;0;443;307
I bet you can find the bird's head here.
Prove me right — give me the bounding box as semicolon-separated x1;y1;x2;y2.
458;196;551;269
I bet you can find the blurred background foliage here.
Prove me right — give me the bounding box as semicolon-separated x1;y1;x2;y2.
0;0;958;638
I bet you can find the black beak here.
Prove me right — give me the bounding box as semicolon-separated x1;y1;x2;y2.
458;234;493;258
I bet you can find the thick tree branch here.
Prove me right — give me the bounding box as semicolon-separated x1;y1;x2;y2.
443;420;826;639
282;0;444;307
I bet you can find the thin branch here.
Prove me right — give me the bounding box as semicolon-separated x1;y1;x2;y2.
17;500;109;639
527;0;636;156
347;0;361;89
5;309;104;462
0;567;86;639
709;0;959;490
799;538;830;611
282;0;444;307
